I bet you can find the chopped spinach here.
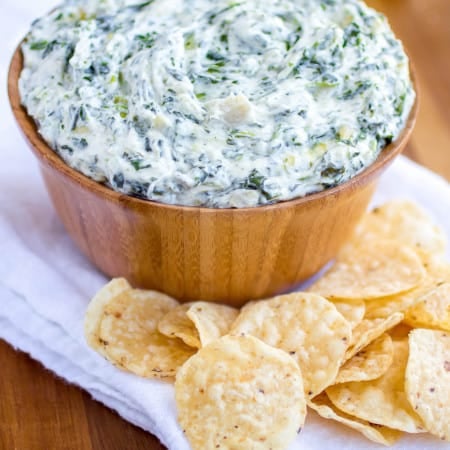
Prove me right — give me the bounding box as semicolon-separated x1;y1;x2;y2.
135;32;157;49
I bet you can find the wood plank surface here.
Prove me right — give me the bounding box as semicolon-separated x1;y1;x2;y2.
0;339;166;450
368;0;450;178
1;1;449;449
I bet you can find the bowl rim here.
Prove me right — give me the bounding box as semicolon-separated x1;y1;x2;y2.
8;42;418;213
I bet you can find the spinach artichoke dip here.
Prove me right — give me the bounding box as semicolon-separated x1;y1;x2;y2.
20;0;415;208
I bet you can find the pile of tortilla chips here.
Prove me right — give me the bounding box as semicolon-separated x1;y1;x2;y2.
85;200;450;449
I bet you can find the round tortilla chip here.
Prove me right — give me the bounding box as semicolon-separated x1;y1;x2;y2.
404;283;450;331
84;278;131;355
230;293;351;398
354;200;448;263
175;335;306;450
335;334;393;384
308;393;402;446
405;329;450;441
98;288;195;379
327;339;425;433
186;302;239;347
310;240;426;300
158;303;201;348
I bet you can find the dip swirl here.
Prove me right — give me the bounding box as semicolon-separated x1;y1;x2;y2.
20;0;415;207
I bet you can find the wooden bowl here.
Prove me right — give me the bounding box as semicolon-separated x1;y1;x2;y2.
8;45;418;306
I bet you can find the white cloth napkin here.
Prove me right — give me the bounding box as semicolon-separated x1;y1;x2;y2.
1;2;450;449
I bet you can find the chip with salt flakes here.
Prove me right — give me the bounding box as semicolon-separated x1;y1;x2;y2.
405;329;450;441
84;277;131;354
353;200;448;263
310;240;426;300
230;293;351;398
327;339;425;433
335;333;393;384
186;302;239;347
158;302;201;348
344;313;403;361
404;282;450;331
308;393;402;446
98;288;196;379
175;335;306;450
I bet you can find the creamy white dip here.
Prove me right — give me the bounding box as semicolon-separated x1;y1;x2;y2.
20;0;415;207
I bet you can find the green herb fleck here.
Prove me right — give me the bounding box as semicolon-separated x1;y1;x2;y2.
60;144;74;154
99;62;110;75
195;92;206;100
207;3;241;24
321;166;345;178
342;81;372;100
244;169;273;200
395;93;406;116
343;22;361;48
79;105;87;121
247;170;265;188
206;50;226;61
72;137;88;149
126;1;154;12
123;153;148;171
63;44;75;74
114;96;129;118
135;32;157;48
184;32;196;50
232;129;255;139
207;60;226;73
29;40;49;51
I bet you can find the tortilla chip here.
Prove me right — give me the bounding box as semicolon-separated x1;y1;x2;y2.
175;335;306;450
186;302;239;346
366;261;450;320
354;200;447;263
310;240;426;300
309;393;402;446
405;329;450;441
335;334;393;384
365;285;431;320
98;288;195;379
230;293;351;398
327;340;425;433
158;303;201;348
84;278;131;354
345;313;403;361
404;283;450;331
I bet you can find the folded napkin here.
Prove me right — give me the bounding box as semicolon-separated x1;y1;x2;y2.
1;3;450;448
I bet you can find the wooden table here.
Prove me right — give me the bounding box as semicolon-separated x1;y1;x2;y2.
1;1;449;448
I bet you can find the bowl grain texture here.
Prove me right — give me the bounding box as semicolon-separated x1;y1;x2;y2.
8;45;418;306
